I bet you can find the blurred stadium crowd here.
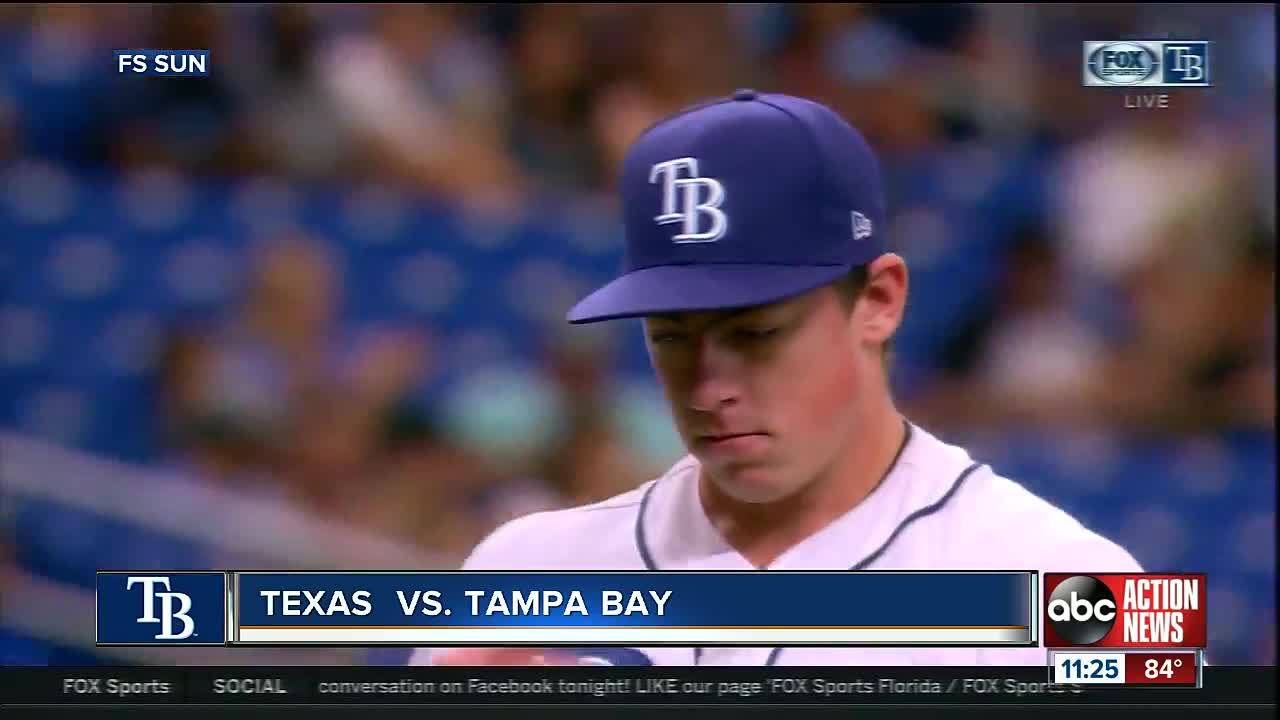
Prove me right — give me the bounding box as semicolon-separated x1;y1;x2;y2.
0;4;1274;665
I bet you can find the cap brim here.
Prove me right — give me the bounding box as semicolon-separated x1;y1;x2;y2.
566;263;852;324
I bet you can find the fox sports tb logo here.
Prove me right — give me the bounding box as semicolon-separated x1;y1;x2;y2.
128;576;195;640
1047;575;1116;645
1086;42;1159;85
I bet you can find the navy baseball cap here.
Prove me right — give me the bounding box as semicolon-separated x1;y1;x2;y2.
567;89;887;324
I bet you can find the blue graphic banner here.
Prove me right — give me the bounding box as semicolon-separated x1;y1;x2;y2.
228;571;1036;647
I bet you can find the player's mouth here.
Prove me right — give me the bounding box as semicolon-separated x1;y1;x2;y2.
696;432;770;455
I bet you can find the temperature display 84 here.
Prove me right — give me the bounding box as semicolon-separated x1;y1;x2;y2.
1049;651;1201;687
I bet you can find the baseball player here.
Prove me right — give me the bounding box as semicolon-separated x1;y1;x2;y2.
411;90;1142;667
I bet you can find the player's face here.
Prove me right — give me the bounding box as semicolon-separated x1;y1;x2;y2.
644;260;903;503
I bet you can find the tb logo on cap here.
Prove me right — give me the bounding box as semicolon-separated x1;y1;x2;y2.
650;157;728;244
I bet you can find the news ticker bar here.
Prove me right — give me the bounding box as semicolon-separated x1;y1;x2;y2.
2;666;1271;707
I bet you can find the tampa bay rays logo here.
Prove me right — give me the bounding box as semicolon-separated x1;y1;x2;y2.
127;576;195;640
649;157;728;244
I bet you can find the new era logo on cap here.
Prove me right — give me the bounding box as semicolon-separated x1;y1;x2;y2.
852;211;873;241
566;90;888;324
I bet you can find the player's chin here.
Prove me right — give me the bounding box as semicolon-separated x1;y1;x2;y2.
706;462;797;504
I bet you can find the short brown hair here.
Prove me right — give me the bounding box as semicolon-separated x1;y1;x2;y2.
833;265;871;309
832;265;893;363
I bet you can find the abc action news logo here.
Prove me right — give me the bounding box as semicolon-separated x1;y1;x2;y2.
1043;574;1207;648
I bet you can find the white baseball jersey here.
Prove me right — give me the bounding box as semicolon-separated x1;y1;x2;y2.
410;421;1142;666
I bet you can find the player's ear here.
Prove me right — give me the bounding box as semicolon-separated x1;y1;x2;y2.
855;253;908;347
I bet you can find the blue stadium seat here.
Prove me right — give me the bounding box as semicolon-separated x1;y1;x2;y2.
0;626;53;665
13;498;210;590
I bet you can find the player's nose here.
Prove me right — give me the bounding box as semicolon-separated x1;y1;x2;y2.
688;380;738;413
687;342;742;412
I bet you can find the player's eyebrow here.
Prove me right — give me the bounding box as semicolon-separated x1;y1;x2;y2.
648;306;772;331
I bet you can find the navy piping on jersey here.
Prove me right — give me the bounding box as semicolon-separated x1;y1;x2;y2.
636;420;991;666
635;474;661;572
849;459;983;571
764;460;983;665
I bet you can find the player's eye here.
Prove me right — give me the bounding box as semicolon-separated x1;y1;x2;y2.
732;326;779;342
648;331;687;346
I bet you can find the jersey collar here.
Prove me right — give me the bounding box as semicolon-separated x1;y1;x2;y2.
638;420;953;571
